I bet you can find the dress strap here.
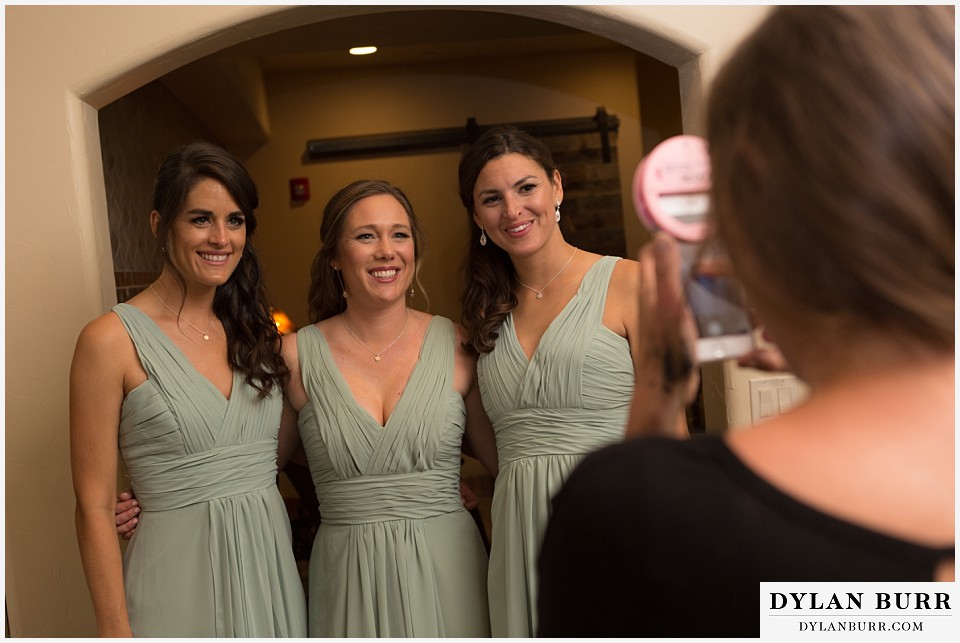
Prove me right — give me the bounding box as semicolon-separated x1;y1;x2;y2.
577;255;620;327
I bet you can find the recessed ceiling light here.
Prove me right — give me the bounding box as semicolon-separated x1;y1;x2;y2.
349;46;378;56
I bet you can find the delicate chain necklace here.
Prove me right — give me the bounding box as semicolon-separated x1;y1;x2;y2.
515;248;578;300
342;311;411;362
150;284;214;341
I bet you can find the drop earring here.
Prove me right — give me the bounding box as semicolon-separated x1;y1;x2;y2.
334;268;347;299
555;203;561;223
479;227;487;246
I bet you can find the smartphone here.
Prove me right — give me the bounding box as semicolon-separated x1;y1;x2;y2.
633;135;754;363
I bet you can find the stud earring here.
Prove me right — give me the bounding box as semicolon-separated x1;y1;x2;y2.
479;227;487;246
555;203;561;223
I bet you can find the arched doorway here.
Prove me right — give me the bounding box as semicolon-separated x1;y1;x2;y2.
5;5;770;636
96;4;691;592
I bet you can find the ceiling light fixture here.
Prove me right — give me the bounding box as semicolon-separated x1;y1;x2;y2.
349;46;378;56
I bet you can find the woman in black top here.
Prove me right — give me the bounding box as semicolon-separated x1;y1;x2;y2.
538;6;955;637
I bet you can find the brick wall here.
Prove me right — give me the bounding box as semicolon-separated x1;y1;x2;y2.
545;131;627;259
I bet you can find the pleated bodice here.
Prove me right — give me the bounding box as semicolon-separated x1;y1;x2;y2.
113;303;306;637
477;255;635;636
296;315;490;637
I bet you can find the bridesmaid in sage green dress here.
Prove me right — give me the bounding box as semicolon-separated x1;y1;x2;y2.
457;127;686;636
71;142;306;637
280;180;499;636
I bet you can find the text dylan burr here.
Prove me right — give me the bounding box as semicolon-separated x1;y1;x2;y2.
770;592;951;611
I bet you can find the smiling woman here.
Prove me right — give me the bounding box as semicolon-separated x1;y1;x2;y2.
148;178;247;332
455;126;684;637
69;141;306;637
281;179;498;636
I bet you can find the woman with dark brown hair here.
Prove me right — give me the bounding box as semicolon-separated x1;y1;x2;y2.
71;142;306;636
538;6;954;636
457;126;683;636
112;177;499;636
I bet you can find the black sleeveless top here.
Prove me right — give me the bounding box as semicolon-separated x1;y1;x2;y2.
537;434;954;637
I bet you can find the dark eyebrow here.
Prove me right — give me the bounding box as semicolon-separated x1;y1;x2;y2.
184;208;243;216
477;175;538;197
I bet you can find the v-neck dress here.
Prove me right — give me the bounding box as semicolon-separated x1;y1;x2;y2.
112;303;307;637
477;255;635;637
296;316;490;637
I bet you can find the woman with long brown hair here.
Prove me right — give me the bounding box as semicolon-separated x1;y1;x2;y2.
457;126;682;636
71;142;306;637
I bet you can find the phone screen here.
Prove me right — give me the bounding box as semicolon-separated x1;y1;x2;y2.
687;273;751;338
684;267;755;362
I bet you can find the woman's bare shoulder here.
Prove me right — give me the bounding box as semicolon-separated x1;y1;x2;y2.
601;256;641;337
280;329;300;361
610;255;641;291
75;308;131;353
72;308;141;391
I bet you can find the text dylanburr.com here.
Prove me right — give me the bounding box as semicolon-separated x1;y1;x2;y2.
760;582;957;641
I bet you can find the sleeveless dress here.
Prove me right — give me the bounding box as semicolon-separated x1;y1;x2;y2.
113;303;307;637
477;256;635;637
296;316;491;637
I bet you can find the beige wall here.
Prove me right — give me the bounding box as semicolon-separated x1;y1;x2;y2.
4;5;769;636
248;48;646;327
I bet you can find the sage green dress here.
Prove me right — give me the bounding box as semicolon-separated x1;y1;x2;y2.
477;256;635;637
296;316;490;637
114;303;307;637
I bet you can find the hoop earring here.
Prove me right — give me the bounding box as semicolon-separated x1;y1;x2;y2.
555;203;561;223
335;268;347;299
479;227;487;246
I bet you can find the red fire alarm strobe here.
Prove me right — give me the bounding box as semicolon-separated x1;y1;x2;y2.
290;177;310;202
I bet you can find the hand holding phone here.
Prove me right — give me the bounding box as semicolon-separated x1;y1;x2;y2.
633;135;754;363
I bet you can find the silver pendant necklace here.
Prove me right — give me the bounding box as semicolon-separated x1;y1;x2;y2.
515;248;578;300
342;311;411;362
150;284;214;341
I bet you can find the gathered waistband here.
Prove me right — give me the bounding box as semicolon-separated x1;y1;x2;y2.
128;440;278;511
494;408;625;464
315;467;463;525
